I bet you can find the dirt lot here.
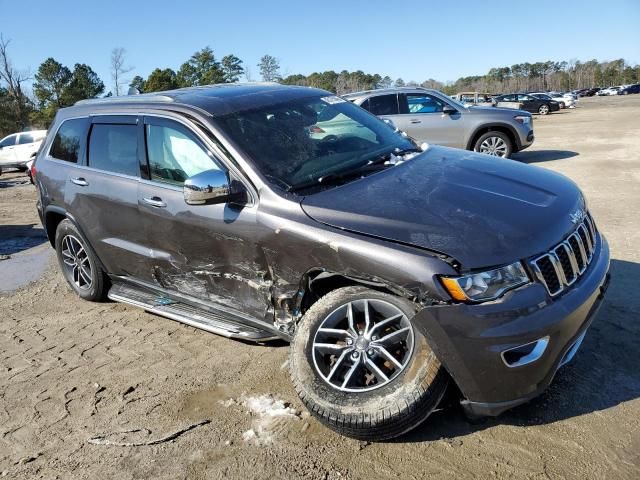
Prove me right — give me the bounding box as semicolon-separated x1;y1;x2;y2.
1;96;639;479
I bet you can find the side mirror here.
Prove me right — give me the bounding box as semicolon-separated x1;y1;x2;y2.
442;105;458;115
184;169;239;205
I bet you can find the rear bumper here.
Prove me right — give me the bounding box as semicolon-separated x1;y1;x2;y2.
414;235;610;416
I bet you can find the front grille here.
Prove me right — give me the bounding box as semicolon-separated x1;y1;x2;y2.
530;213;598;297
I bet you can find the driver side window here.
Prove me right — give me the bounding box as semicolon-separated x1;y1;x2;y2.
145;120;221;186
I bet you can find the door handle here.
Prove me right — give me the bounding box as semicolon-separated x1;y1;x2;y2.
410;119;422;124
71;177;89;186
143;196;167;208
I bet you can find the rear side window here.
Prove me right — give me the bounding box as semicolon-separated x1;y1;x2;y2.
88;124;139;176
50;118;87;163
366;95;399;115
18;133;35;145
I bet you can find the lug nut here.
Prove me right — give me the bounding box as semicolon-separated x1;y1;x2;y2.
371;335;378;341
351;351;360;360
346;338;353;346
367;348;375;357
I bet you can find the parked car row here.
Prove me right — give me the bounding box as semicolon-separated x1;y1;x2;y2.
596;84;640;95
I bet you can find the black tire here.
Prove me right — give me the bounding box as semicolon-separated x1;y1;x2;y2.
473;131;513;159
538;104;550;115
55;219;109;301
290;286;449;441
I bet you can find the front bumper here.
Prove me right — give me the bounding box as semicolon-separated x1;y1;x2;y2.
515;128;534;152
414;235;610;417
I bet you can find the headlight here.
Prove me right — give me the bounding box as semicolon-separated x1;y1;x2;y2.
514;115;531;125
440;262;530;302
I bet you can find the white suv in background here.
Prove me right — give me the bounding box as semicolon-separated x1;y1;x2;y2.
0;130;47;175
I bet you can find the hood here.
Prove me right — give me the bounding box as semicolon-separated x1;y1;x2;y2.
301;146;584;269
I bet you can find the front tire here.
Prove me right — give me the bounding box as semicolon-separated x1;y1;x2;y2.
55;219;108;301
473;131;513;158
290;286;448;441
538;104;550;115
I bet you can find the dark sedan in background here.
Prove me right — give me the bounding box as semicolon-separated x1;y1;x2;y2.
494;93;561;115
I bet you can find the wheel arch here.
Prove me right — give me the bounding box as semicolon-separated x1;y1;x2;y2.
288;268;428;323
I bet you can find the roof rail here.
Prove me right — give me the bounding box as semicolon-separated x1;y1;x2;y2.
75;94;174;106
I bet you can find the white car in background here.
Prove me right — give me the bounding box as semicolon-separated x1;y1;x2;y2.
599;86;621;96
0;130;47;176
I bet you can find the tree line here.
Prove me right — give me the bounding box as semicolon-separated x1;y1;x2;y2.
444;59;640;95
1;32;639;138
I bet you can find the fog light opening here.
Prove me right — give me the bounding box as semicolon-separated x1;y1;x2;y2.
501;337;549;368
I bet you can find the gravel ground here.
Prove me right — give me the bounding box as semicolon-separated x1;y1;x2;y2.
1;95;639;479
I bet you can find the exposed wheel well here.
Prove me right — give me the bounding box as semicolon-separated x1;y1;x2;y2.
44;211;66;246
468;126;517;152
298;271;411;317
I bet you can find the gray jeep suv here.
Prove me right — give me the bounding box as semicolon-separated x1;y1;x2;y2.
34;84;608;441
343;87;534;158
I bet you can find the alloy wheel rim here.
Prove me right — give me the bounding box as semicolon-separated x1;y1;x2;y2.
61;235;92;290
312;299;414;392
540;105;549;114
479;136;508;157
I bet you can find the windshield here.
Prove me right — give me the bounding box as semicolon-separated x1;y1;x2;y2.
215;94;416;192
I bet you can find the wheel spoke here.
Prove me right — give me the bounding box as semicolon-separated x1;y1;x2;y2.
346;302;356;336
62;258;75;267
79;266;92;285
364;357;388;383
317;328;351;337
374;345;403;369
363;300;371;334
314;343;349;355
367;313;402;338
326;349;350;381
341;360;360;388
373;326;411;345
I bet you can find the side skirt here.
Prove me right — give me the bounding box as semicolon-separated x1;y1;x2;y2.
107;276;288;343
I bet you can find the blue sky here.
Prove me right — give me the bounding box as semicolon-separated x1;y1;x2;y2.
2;0;639;92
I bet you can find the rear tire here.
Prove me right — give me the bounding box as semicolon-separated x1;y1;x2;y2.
55;219;109;301
538;104;550;115
290;286;448;441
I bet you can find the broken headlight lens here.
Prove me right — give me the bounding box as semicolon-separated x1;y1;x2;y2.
440;262;530;302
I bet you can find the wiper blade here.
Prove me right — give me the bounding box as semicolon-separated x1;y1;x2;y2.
289;147;423;194
289;162;389;193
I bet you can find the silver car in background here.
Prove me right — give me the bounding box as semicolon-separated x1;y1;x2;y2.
343;88;534;158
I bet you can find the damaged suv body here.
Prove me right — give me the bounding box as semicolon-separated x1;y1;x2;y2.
34;84;609;440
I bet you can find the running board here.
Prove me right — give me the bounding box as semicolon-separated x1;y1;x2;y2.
107;282;279;342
